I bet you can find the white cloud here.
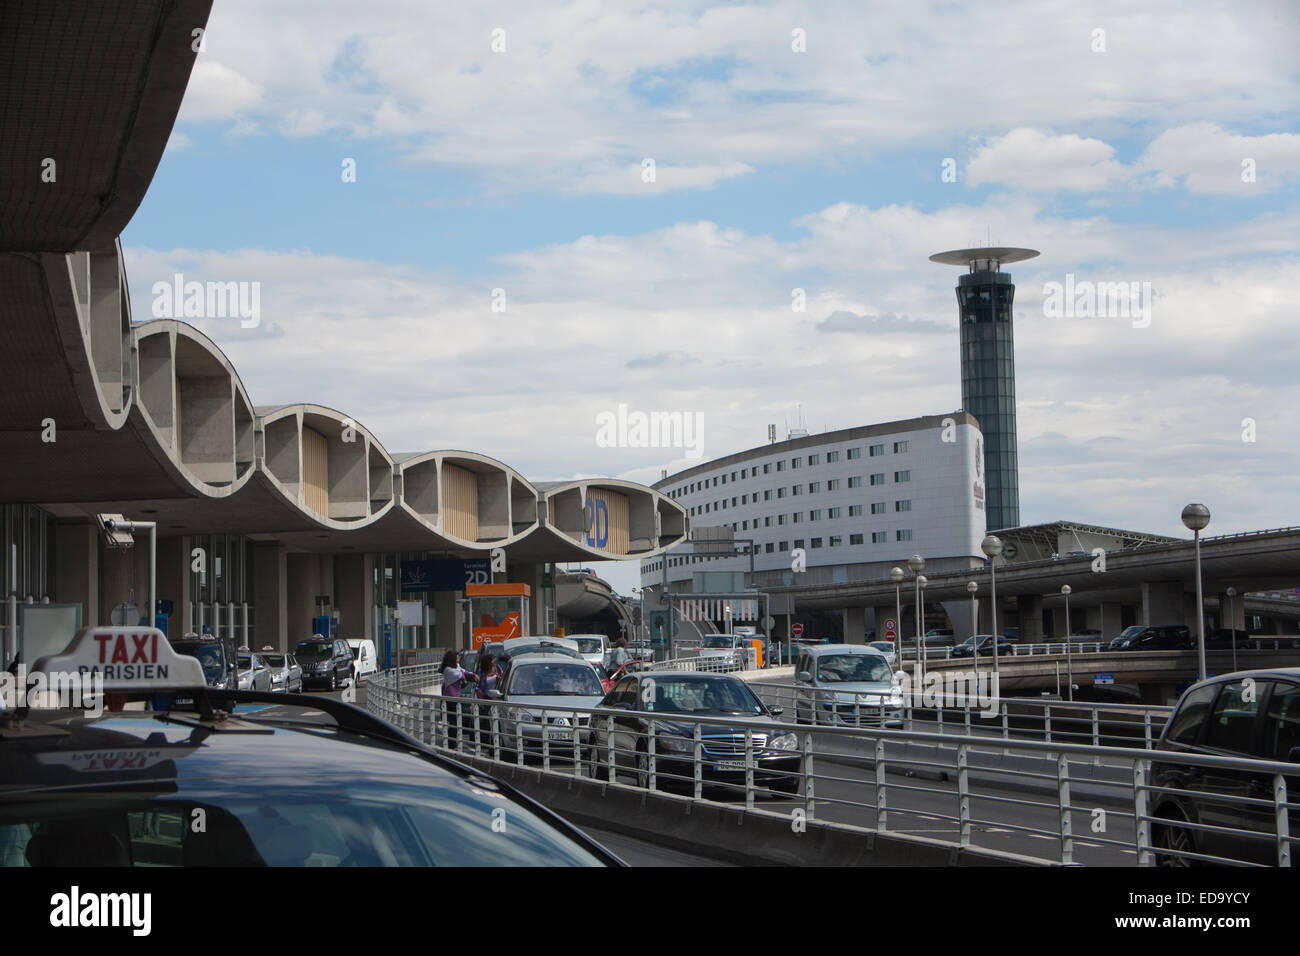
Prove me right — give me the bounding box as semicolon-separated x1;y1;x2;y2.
1137;123;1300;195
182;61;263;119
966;128;1129;192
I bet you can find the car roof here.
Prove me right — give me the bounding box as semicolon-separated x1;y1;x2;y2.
628;669;743;682
508;652;597;666
503;636;578;651
803;643;884;657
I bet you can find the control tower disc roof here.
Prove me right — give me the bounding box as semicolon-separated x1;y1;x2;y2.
930;247;1040;268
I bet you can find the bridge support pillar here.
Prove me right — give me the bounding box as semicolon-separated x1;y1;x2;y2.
842;606;867;644
1216;592;1245;630
1090;602;1123;640
1141;581;1184;626
941;599;975;641
868;604;895;639
1016;594;1044;642
1050;604;1069;638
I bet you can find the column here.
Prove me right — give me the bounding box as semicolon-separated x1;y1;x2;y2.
842;606;866;644
1217;592;1245;630
1016;594;1044;642
54;521;99;627
1141;581;1184;626
434;589;462;650
254;542;289;650
335;553;374;642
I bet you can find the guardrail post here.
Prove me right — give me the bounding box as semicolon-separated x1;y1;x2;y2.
963;700;971;737
1057;752;1073;864
515;709;524;767
491;707;501;762
803;732;815;821
648;723;657;792
693;721;703;801
1091;709;1101;748
874;736;888;831
1133;759;1152;866
744;727;755;810
605;715;615;782
957;742;970;846
438;696;448;750
573;710;582;779
542;708;551;772
1275;773;1292;867
1045;704;1052;744
1143;711;1153;749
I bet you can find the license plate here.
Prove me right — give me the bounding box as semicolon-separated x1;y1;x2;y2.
173;698;192;706
713;760;747;771
544;730;573;741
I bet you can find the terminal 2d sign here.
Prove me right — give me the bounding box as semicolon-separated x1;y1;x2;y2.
400;558;491;593
585;496;608;548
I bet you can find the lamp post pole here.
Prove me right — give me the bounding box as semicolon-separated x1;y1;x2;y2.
908;555;925;685
890;566;904;669
981;536;1003;682
1182;504;1211;682
967;581;979;696
1226;587;1238;672
1061;585;1073;701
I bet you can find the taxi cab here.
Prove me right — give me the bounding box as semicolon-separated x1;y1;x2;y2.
0;627;622;867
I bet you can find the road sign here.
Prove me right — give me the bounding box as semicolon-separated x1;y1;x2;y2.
1095;674;1114;685
792;623;804;638
883;617;898;641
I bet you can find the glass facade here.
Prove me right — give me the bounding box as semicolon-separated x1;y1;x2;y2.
957;270;1020;530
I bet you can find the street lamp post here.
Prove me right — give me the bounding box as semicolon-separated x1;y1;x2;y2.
981;536;1003;681
1226;586;1238;672
1061;585;1073;701
1182;504;1211;681
908;555;925;684
967;580;979;695
890;566;904;662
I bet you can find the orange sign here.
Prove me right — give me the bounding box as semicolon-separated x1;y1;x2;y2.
472;612;522;649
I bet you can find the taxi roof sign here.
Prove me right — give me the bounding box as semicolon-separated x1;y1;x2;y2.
31;627;205;693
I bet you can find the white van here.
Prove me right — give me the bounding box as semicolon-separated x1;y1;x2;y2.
347;639;378;682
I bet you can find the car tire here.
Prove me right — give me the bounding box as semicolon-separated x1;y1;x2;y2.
772;778;800;796
1153;806;1195;867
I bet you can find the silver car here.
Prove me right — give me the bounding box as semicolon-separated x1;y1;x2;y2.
236;652;273;692
259;651;302;693
489;653;607;757
793;644;903;726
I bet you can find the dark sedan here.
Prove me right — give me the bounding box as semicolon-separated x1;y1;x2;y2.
949;635;1013;658
589;671;801;796
1108;625;1191;651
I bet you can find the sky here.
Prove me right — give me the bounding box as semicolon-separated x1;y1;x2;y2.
120;0;1300;598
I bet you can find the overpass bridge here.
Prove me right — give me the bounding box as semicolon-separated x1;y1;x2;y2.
770;525;1300;645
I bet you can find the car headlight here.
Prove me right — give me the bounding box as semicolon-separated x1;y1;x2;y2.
552;717;571;728
768;732;799;751
657;736;695;754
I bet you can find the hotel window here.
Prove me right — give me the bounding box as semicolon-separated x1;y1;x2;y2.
827;479;840;491
808;454;819;466
847;505;861;517
764;517;772;527
792;485;802;496
871;502;886;514
732;496;737;506
808;481;820;493
763;490;772;501
847;448;861;460
849;533;864;545
810;509;822;521
713;477;719;486
777;488;786;499
721;474;726;484
872;531;887;543
776;461;786;472
830;507;842;518
896;529;913;541
779;541;789;552
752;466;759;477
765;543;775;553
731;471;737;481
793;512;802;523
810;538;823;548
763;464;771;474
742;520;749;530
848;476;863;488
893;440;910;453
895;470;911;483
870;473;885;486
869;443;885;457
791;458;801;469
829;536;842;547
778;515;787;525
742;494;748;504
896;500;912;512
826;451;839;463
794;539;805;549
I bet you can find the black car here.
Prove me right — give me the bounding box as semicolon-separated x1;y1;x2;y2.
949;635;1013;658
1206;627;1251;648
1150;668;1300;866
169;633;239;692
589;671;801;796
1107;625;1192;650
10;626;622;867
294;636;354;690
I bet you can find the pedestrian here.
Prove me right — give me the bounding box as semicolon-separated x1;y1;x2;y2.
608;638;630;670
474;652;504;748
438;649;477;748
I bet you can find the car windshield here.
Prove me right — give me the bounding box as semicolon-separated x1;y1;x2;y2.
815;655;891;683
351;647;361;659
701;635;737;649
295;641;333;657
261;654;285;667
572;638;603;654
0;781;606;866
237;655;254;670
509;664;603;696
176;644;224;679
1117;627;1146;640
643;678;765;715
870;642;894;654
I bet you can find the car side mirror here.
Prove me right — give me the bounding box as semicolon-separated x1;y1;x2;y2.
769;706;784;717
797;671;812;682
486;689;503;699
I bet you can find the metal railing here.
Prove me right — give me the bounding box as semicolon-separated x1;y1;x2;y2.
364;670;1295;867
744;680;1174;749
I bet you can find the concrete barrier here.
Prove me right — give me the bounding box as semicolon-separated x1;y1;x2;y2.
452;752;1050;867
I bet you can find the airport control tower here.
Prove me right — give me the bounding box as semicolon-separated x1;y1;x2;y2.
930;246;1039;532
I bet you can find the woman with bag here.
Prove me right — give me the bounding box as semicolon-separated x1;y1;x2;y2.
438;650;477;748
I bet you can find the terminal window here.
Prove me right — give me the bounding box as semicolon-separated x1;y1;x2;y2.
809;482;820;493
848;448;862;460
849;476;863;488
791;458;801;469
847;505;861;516
868;444;884;457
895;471;911;482
827;479;840;490
893;440;910;453
794;539;805;549
895;500;911;512
792;485;802;495
776;461;785;472
869;474;884;485
872;532;887;543
826;451;839;463
829;507;841;518
810;538;823;548
808;454;819;465
870;502;885;514
810;510;822;521
765;543;775;553
792;513;802;523
850;534;864;545
779;541;789;551
777;488;785;498
829;536;842;547
896;530;913;541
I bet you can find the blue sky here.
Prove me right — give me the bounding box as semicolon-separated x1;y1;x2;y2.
120;0;1300;595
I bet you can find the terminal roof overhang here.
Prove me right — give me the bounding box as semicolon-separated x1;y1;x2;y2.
0;1;688;563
